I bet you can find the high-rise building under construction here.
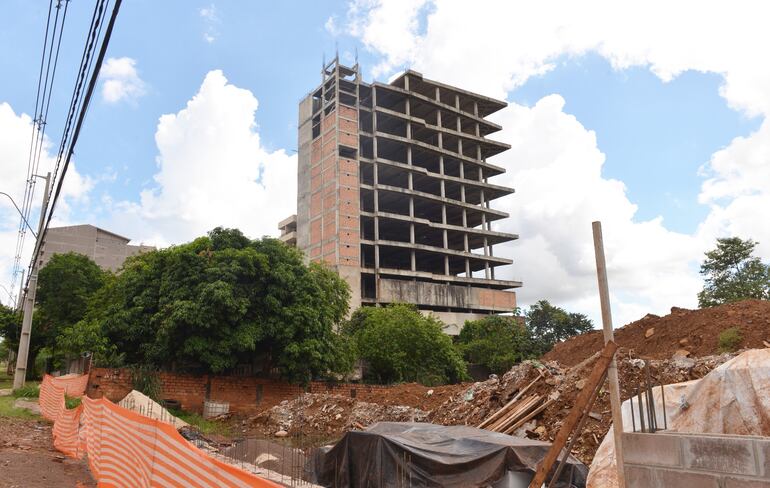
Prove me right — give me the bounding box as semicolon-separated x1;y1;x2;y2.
287;58;520;334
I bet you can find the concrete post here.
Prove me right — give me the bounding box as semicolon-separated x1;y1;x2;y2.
13;172;51;390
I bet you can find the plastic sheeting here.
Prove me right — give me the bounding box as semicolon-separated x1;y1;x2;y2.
587;349;770;487
310;422;588;488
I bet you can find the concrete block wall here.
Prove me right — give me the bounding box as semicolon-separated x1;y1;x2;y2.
87;368;395;415
623;432;770;487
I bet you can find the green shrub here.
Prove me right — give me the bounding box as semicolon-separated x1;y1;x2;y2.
718;327;742;352
129;365;163;401
12;384;40;398
65;396;82;409
458;315;537;374
346;304;468;385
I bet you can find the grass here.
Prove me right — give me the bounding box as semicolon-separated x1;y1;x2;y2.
12;384;39;398
718;327;743;353
169;408;233;437
0;371;12;390
0;395;40;419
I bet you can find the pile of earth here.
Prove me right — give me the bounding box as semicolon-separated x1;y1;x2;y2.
544;299;770;366
429;352;737;464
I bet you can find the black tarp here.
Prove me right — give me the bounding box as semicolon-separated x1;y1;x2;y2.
309;422;587;488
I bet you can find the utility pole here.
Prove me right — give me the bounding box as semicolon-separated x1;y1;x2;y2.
13;172;51;390
16;269;25;310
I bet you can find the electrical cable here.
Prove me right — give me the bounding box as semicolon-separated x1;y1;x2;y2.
26;0;124;290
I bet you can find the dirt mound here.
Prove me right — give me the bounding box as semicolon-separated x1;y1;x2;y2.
544;299;770;366
428;352;735;464
353;382;460;411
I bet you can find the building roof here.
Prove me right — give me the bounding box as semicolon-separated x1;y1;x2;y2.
48;224;132;243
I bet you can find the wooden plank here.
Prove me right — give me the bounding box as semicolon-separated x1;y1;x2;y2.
478;370;543;429
503;397;555;435
528;340;618;488
488;395;540;432
492;395;541;433
592;221;626;488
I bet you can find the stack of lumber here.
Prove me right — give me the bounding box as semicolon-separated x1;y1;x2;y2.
477;371;553;435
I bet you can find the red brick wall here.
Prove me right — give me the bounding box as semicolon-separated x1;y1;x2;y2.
87;368;394;415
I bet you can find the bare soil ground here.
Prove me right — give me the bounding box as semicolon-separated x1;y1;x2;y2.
544;299;770;366
0;416;94;487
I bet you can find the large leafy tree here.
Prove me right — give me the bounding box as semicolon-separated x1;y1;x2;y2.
526;300;593;355
347;304;468;385
698;237;770;307
457;314;536;374
34;252;108;364
95;227;352;383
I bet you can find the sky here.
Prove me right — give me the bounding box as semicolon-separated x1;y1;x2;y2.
1;0;769;327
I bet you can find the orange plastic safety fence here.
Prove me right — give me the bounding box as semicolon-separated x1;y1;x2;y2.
40;375;279;487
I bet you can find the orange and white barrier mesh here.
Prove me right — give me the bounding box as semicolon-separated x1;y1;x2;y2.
40;374;279;487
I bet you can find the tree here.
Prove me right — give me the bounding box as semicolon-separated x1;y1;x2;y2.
526;300;593;355
95;228;352;383
457;314;536;374
698;237;770;307
0;303;20;359
34;252;108;367
348;304;468;385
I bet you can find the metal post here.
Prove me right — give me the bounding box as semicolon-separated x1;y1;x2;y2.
13;172;50;390
591;221;626;487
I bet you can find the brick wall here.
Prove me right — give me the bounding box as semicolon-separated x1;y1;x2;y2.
623;432;770;487
87;368;394;415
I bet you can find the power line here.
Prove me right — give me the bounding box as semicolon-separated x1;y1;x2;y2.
49;0;106;194
27;0;124;289
9;0;70;297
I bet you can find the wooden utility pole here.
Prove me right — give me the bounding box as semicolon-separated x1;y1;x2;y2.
529;340;618;488
591;221;626;487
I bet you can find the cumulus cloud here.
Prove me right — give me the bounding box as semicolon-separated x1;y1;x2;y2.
101;57;146;103
111;70;296;247
488;96;703;325
345;0;770;324
0;103;93;305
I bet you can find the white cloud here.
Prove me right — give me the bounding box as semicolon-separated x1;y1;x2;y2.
101;57;146;104
199;4;220;43
348;0;430;77
110;70;296;247
0;102;93;305
325;16;341;36
488;96;703;325
346;0;770;324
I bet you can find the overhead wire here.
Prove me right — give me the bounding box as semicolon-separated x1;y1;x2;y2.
8;0;57;299
26;0;124;290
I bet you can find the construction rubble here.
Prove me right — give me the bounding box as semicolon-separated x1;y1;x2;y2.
228;301;770;467
248;393;428;438
239;353;736;465
179;299;770;486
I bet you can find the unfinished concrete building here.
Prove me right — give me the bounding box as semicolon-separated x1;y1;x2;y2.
38;224;155;272
294;59;520;334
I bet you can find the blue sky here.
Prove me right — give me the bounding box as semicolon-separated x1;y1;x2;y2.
0;1;752;229
2;1;768;324
512;54;760;233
